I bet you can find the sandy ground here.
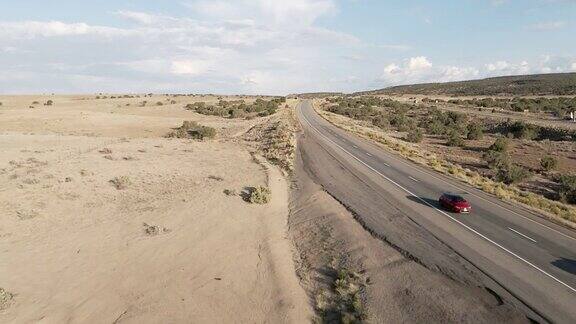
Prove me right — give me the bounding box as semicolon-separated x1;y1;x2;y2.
0;95;311;323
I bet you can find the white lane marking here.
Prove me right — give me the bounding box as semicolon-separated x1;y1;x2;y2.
409;176;419;182
299;105;576;295
509;228;538;243
353;145;358;148
366;152;372;157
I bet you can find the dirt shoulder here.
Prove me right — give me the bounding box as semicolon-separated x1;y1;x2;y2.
0;95;311;323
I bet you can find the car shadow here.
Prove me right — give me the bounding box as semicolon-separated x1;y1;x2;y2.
551;258;576;275
406;196;443;210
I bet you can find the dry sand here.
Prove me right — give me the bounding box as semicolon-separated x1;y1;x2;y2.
0;95;311;323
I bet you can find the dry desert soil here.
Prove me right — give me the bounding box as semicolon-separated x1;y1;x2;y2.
0;95;311;323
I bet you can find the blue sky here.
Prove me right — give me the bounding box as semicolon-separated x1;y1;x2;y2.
0;0;574;94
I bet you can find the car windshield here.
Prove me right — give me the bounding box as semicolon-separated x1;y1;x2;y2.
446;195;465;202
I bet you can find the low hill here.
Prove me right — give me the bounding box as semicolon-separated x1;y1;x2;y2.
360;73;576;96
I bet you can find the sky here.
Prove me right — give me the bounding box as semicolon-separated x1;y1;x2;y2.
0;0;575;95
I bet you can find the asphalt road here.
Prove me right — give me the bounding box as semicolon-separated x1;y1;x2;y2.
296;100;576;323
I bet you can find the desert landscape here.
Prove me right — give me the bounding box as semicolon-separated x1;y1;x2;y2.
0;95;312;323
1;74;576;323
2;1;576;322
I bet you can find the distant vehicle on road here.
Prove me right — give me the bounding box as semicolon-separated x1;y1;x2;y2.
439;193;471;213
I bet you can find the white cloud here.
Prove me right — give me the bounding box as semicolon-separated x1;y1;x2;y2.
0;0;363;94
407;56;432;70
486;61;509;71
171;59;211;75
115;11;158;25
187;0;336;26
528;21;566;30
383;63;401;74
0;21;130;39
485;60;530;75
491;0;508;6
379;57;479;86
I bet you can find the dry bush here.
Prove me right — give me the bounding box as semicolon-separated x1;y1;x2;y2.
143;222;170;236
247;186;271;204
315;267;366;323
110;176;131;190
406;128;424;143
540;155;558;171
167;121;217;140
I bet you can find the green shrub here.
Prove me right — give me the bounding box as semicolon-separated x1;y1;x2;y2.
540;155;558;171
446;131;464;147
489;137;509;152
467;122;484;140
406;128;424;143
507;121;539;140
496;163;531;184
557;174;576;204
186;98;282;118
484;150;509;169
371;114;389;129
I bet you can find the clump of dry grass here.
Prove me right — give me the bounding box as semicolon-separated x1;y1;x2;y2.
247;186;271;204
314;267;366;323
109;176;131;190
0;288;14;310
143;222;171;236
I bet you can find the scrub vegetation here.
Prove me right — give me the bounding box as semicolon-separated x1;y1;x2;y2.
186;97;286;119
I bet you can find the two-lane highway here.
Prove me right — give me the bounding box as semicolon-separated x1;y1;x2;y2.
296;100;576;323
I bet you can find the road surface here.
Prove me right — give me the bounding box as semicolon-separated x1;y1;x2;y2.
296;100;576;323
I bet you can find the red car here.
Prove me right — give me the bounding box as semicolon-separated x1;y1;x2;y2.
439;193;471;213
